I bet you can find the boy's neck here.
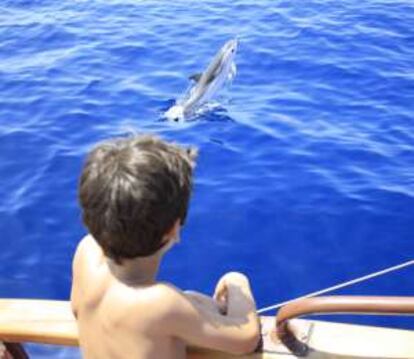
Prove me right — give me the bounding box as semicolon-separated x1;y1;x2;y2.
107;253;162;286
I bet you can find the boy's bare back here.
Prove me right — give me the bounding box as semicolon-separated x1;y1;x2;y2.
71;135;260;358
72;235;187;359
72;235;259;358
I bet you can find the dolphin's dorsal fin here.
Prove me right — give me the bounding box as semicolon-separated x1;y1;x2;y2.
189;73;202;82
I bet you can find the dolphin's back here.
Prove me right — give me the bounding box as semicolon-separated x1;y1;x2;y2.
182;48;228;112
199;49;225;85
165;38;238;121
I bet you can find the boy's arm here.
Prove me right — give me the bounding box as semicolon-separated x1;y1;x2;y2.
160;273;260;355
184;291;225;314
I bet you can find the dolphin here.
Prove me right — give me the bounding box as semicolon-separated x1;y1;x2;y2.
165;38;238;121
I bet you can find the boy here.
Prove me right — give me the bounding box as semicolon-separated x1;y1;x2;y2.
71;135;260;358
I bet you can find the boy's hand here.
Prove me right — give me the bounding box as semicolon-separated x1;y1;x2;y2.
213;272;250;315
213;278;228;314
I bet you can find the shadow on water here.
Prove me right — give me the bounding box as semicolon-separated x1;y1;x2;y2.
200;106;235;123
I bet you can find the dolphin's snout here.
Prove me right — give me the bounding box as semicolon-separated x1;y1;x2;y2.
165;105;185;122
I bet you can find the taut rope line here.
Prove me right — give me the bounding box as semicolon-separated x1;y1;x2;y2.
257;259;414;314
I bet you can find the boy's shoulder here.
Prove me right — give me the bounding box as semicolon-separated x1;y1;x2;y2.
72;235;103;275
73;234;99;260
76;234;100;254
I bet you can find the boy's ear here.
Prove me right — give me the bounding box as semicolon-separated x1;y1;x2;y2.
158;219;181;254
164;219;181;243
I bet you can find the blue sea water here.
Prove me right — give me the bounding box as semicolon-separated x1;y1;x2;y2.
1;0;414;357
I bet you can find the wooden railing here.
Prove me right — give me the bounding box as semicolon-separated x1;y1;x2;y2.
275;296;414;356
2;296;414;358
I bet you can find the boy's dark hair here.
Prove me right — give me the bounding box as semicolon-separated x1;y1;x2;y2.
79;135;197;263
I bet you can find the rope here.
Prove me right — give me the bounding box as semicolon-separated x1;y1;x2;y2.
257;259;414;314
